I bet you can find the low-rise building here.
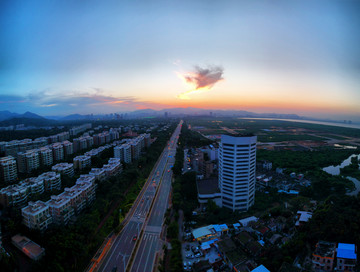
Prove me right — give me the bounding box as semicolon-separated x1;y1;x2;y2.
196;178;221;206
11;234;45;260
312;241;336;271
192;225;217;242
295;211;312;227
336;243;357;272
22;201;53;231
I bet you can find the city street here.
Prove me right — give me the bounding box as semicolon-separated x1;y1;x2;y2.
98;121;182;272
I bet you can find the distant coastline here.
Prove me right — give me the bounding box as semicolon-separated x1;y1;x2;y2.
239;118;360;130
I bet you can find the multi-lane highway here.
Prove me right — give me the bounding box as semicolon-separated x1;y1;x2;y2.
98;121;182;272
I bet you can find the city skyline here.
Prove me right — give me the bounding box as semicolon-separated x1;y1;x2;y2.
1;0;360;121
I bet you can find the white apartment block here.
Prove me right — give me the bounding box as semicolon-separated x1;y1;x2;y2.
52;163;74;177
114;144;132;163
22;201;52;231
46;195;74;225
88;168;106;181
0;156;18;183
61;175;96;214
73;155;91;170
17;150;40;173
38;172;62;191
39;147;53;166
102;158;122;177
219;134;257;212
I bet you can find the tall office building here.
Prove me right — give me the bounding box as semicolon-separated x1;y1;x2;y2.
219;134;257;212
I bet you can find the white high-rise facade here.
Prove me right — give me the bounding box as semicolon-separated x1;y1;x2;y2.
219;134;257;211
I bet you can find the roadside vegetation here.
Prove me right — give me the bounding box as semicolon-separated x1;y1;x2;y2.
0;122;176;272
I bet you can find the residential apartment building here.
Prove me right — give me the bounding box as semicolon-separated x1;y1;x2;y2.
312;241;336;271
57;132;70;142
17;150;40;173
46;195;74;225
0;156;17;183
88;168;106;181
52;163;74;177
22;201;52;231
0;172;60;207
39;147;53;166
62;140;73;157
0;184;30;207
38;172;62;191
61;175;96;214
20;177;44;195
50;143;64;162
219;134;257;211
103;158;122;176
130;139;141;160
114;144;132;163
73;155;91;170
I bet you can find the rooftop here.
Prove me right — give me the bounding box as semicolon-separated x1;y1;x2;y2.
313;241;336;258
196;178;220;195
251;265;270;272
337;243;357;260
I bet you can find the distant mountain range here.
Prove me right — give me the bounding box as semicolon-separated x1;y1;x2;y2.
0;108;355;126
0;110;45;121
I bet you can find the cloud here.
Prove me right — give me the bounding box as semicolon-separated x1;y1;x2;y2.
0;88;169;115
0;95;26;104
177;65;224;99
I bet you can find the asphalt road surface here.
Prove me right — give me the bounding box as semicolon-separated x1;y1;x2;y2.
98;121;182;272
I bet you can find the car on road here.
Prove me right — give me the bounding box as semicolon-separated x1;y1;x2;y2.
132;235;137;241
137;215;140;219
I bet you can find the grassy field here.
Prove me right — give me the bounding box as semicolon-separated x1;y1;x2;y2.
186;117;360;142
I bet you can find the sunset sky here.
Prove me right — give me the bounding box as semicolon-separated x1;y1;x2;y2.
1;0;360;121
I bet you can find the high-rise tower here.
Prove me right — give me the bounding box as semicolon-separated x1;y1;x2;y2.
219;134;257;211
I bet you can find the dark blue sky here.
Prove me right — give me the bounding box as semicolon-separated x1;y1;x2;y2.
1;0;360;120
